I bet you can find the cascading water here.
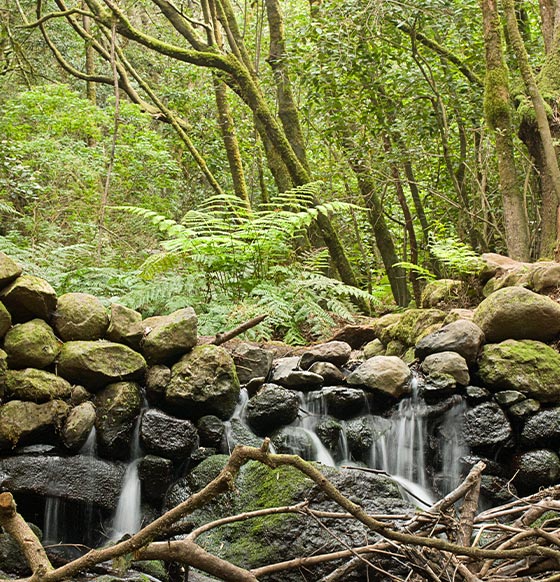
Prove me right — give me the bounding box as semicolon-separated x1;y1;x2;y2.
111;414;143;541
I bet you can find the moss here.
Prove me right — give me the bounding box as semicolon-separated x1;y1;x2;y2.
484;67;513;130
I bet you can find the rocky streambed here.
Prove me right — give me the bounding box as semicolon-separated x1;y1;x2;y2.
1;251;560;580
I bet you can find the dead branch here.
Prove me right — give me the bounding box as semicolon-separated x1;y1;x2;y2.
209;314;268;345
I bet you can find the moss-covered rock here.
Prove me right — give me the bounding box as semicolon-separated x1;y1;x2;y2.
5;368;73;402
0;399;69;450
0;274;57;323
347;355;412;398
0;302;11;340
165;344;239;420
53;292;109;341
478;340;560;402
94;381;142;460
58;340;146;391
370;312;403;344
473;286;560;342
420;279;471;308
106;303;144;348
62;401;96;451
0;252;22;287
390;309;446;346
4;319;60;369
363;338;385;358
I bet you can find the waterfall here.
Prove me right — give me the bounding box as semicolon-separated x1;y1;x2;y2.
111;414;143;541
43;496;62;545
437;396;468;495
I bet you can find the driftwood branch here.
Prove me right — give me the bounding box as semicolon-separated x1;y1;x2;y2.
208;314;268;345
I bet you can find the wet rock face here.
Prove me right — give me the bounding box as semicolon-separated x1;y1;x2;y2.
322;386;367;419
62;401;96;452
462;402;512;449
512;449;560;492
52;293;109;341
4;319;61;369
347;355;412;398
140;408;198;460
521;407;560;447
246;384;300;436
421;351;470;386
0;454;125;511
138;455;174;502
197;415;225;449
230;343;273;386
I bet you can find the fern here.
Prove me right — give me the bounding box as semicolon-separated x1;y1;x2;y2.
430;236;485;277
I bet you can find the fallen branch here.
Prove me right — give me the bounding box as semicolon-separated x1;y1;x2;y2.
206;314;268;346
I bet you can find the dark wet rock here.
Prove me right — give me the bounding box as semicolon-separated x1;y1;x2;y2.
197;415;225;449
465;386;491;404
299;341;352;370
4;319;60;369
165;345;239;420
0;274;57;323
508;399;540;418
460;454;506;477
322;386;367;419
52;293;109;341
344;416;390;461
347;356;412;398
421;373;457;399
495;390;525;406
0;399;69;450
271;426;330;461
0;454;125;510
62;401;96;452
138;455;174;502
478;340;560;402
186;454;230;493
473;286;560;342
421;351;469;386
221;418;262;451
140;408;198;460
145;364;171;405
462;402;512;448
480;475;517;503
230;343;273;386
415;319;485;365
106;303;143;349
521;408;560;447
308;361;345;385
141;307;197;364
58;340;146;392
246;384;299;435
190;446;219;466
315;417;343;450
5;369;72;403
512;449;560;492
94;382;142;460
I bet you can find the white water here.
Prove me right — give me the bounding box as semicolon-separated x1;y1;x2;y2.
437;396;468;495
43;496;62;544
111;414;143;541
297;391;336;466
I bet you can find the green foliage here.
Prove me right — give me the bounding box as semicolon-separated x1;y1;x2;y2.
429;236;485;277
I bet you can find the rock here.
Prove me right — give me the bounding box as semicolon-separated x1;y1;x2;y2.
0;274;57;323
422;373;457;399
230;343;273;385
385;339;406;357
420;279;470;308
494;390;525;406
197;415;225;449
52;293;109;341
222;418;262;450
0;252;22;287
246;384;300;435
69;385;90;405
299;341;352;369
328;324;377;349
61;401;96;452
94;382;142;460
0;399;69;450
478;340;560;402
0;303;11;340
5;368;72;402
530;263;560;292
322;386;367;419
145;364;171;405
0;524;39;575
0;454;125;510
271;426;331;461
508;399;540;418
473;286;560;342
138;455;174;502
3;319;60;369
58;340;146;391
415;320;484;365
465;386;491;404
269;356;323;390
0;349;7;399
106;303;144;348
347;356;412;398
371;313;403;344
512;449;560;492
443;308;474;324
391;309;446;346
462;402;512;448
480;252;526;281
165;344;239;420
141;307;197;364
521;408;560;447
140;408;198;460
315;417;343;451
308;362;345;385
480;475;517;503
421;352;470;386
363;339;386;358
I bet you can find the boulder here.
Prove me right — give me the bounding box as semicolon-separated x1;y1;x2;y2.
512;449;560;492
415;320;484;364
61;401;96;452
58;340;146;391
222;418;262;450
230;343;273;386
3;319;60;369
390;309;446;346
52;293;109;341
494;390;526;406
521;407;560;447
165;344;239;420
420;279;470;308
371;313;403;344
478;340;560;402
473;287;560;342
0;252;22;286
299;341;352;369
197;415;225;449
138;455;174;502
246;384;300;435
0;454;124;511
94;382;142;460
462;402;512;448
322;386;367;419
465;385;491;404
327;324;377;349
5;369;72;402
508;399;540;418
141;307;197;364
315;417;343;451
271;426;333;462
0;399;69;450
530;263;560;292
347;356;412;398
0;274;57;322
0;303;11;340
363;339;386;358
140;408;198;460
106;303;144;348
422;373;457;399
269;356;323;390
145;364;171;404
308;362;345;385
421;352;470;386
